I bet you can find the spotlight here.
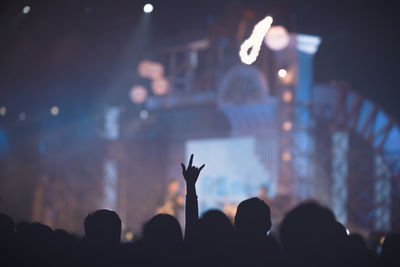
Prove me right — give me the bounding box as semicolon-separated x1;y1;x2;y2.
143;3;153;13
0;106;6;116
50;106;59;116
278;69;287;78
22;6;30;14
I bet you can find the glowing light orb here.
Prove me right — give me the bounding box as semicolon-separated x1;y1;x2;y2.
265;25;290;51
0;106;6;116
281;150;292;162
151;78;169;95
282;90;293;103
23;6;30;14
130;85;148;104
138;60;164;80
239;16;273;65
50;106;59;116
140;110;149;120
143;3;153;13
19;112;26;121
125;231;133;241
278;69;287;78
282;121;292;131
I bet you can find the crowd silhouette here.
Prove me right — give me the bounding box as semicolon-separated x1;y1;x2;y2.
0;154;399;266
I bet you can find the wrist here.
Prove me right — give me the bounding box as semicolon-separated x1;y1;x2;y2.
187;183;196;195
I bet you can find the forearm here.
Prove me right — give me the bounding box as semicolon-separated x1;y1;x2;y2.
184;183;198;238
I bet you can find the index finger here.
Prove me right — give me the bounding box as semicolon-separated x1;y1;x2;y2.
188;154;193;167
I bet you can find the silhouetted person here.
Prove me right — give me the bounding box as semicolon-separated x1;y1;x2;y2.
84;209;121;244
132;213;184;266
379;233;400;267
234;197;282;267
186;209;236;267
143;213;183;244
347;233;377;267
80;209;122;266
279;201;348;267
15;221;55;267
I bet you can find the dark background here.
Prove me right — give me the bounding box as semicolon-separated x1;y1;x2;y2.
0;0;399;118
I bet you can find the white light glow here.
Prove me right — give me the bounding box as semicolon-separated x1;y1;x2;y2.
50;106;59;116
278;69;287;78
265;25;290;51
140;110;149;120
239;16;273;65
296;34;321;55
143;3;153;13
23;6;30;14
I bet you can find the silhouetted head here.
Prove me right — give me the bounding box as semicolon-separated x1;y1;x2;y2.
234;197;271;238
279;201;346;267
197;209;234;240
143;214;183;245
84;209;121;244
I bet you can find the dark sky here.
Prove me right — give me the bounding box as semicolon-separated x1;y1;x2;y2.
0;0;399;120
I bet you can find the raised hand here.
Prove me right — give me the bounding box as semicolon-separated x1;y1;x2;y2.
181;154;205;186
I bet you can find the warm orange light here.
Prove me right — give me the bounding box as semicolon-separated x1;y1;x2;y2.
282;90;293;103
282;150;292;162
130;85;148;104
282;121;292;131
151;78;169;95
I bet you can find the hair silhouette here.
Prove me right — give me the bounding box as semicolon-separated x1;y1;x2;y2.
84;209;121;244
235;197;271;238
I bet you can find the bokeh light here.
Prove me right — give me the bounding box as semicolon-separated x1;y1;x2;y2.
22;6;30;14
50;106;59;116
282;90;293;103
143;3;153;13
278;69;287;78
151;78;169;95
0;106;6;116
130;85;148;104
282;121;292;131
265;25;290;51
